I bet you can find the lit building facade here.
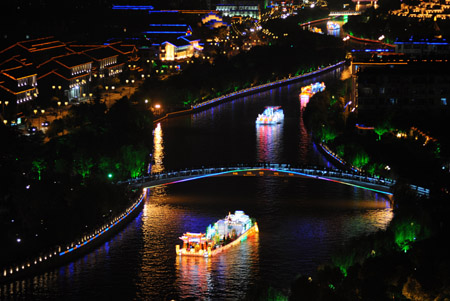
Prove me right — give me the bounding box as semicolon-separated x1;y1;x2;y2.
38;53;93;101
0;37;140;104
0;65;38;105
390;0;450;20
160;36;202;61
395;38;450;57
216;3;261;19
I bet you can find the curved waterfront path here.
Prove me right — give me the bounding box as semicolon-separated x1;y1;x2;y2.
153;61;346;123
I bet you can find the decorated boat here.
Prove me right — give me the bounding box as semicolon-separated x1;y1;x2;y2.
327;21;340;31
310;26;323;34
176;210;259;257
300;82;326;109
255;106;284;125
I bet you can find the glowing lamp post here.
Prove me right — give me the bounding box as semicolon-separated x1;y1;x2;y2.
155;104;161;115
105;86;109;106
0;100;8;116
40;109;45;129
33;109;38;128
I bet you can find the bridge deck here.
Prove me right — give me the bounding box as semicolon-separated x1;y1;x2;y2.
120;166;407;196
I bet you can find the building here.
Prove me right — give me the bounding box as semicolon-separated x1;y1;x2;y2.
0;65;38;106
160;36;203;61
37;53;93;101
0;37;140;106
357;63;450;112
394;37;450;57
390;0;450;20
216;3;261;19
202;12;229;28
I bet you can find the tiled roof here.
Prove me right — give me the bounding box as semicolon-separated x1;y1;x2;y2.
1;66;36;80
84;47;120;60
54;53;93;69
163;39;191;47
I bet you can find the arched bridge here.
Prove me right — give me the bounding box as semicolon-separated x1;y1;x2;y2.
329;11;361;16
119;164;430;197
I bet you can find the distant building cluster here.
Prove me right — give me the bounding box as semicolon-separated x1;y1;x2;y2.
0;37;138;105
216;3;261;19
357;64;450;111
395;37;450;57
390;0;450;20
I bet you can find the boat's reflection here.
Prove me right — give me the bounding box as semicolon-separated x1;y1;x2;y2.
175;234;260;299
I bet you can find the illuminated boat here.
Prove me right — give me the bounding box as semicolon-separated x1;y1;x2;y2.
300;82;326;109
309;26;323;34
255;106;284;125
327;21;340;31
176;210;259;257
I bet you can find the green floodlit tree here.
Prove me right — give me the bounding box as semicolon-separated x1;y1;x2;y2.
352;149;370;168
73;153;94;180
31;158;46;181
121;145;147;178
319;125;338;143
332;247;357;277
336;145;345;158
374;119;394;141
393;219;431;253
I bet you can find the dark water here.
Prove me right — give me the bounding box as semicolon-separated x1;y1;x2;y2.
0;67;393;300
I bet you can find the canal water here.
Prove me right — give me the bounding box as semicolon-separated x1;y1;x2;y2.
0;67;393;300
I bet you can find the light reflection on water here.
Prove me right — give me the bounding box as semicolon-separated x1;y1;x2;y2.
0;65;395;299
256;124;283;163
151;122;165;174
0;177;393;300
175;235;260;300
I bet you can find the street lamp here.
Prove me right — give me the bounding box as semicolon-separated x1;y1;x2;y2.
40;109;45;129
105;86;109;106
57;101;61;117
155;104;161;115
0;100;8;115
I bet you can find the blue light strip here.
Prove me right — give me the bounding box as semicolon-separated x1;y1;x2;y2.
395;41;449;45
112;5;154;10
58;194;145;256
149;24;187;27
145;167;393;196
144;31;188;34
192;62;345;110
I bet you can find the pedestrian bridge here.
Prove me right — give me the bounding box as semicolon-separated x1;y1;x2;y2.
329;11;361;16
119;164;430;197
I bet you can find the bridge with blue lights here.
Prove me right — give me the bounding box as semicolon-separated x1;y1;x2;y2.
122;164;430;198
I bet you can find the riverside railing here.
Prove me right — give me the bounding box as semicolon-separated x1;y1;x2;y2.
191;61;345;111
1;189;147;283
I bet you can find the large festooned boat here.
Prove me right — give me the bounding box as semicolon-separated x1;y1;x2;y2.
176;210;259;257
255;106;284;125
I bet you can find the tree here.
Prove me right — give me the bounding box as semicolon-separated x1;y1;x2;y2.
31;158;46;181
374;119;394;140
120;145;147;178
73;152;94;181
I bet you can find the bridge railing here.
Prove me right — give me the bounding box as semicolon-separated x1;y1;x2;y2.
118;164;429;196
119;164;393;187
